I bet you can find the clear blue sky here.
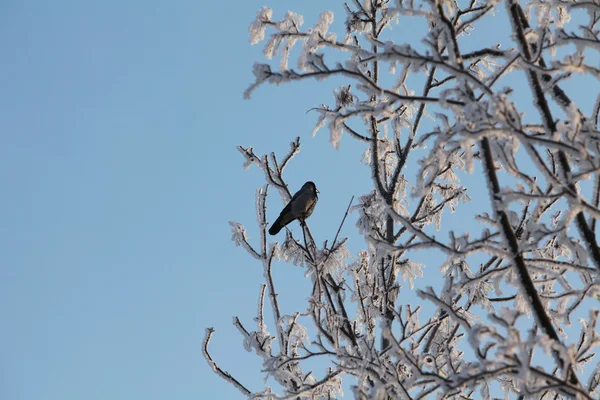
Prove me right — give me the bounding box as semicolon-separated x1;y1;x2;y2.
1;2;598;400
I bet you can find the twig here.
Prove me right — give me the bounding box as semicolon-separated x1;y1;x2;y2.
203;328;252;396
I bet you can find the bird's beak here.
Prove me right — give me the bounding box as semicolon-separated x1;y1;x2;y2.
316;189;320;194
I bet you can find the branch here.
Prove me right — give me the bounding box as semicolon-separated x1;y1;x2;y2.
507;1;600;273
203;328;252;397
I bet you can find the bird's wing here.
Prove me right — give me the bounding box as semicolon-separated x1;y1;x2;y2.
291;190;316;217
289;188;303;203
279;199;293;217
278;188;303;217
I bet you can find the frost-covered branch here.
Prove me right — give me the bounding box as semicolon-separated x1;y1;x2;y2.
208;0;600;398
203;328;252;396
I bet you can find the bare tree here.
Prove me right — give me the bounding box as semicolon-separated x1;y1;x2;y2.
204;0;600;398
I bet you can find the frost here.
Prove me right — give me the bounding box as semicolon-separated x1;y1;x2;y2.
334;85;355;108
229;221;248;247
297;11;335;71
398;259;424;289
249;7;272;45
311;109;327;137
315;11;334;34
244;63;273;99
280;234;308;266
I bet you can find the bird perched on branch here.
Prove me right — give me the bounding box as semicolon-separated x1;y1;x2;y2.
268;181;319;235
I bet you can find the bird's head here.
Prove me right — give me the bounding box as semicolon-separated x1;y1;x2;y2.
303;181;319;194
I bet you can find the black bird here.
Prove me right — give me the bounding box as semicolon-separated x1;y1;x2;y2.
268;182;319;235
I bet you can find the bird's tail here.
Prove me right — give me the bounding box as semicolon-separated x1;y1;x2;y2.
268;216;285;235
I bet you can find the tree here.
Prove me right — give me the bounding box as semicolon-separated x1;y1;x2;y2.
204;0;600;398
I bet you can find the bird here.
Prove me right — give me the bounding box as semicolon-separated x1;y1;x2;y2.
268;181;319;235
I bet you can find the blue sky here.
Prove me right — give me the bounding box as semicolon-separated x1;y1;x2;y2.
2;1;599;400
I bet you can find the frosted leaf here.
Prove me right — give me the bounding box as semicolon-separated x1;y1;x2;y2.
345;5;369;34
334;85;355;108
239;319;273;358
398;259;424;289
556;6;571;28
280;314;309;351
281;234;307;266
322;243;351;274
558;232;588;266
312;109;327;137
354;191;387;236
249;7;272;45
329;116;344;149
535;4;552;28
263;36;279;60
229;221;262;260
361;147;372;165
513;293;530;317
278;11;304;32
240;146;255;170
470;63;487;80
229;221;248;247
388;61;397;75
297;11;335;71
269;242;281;261
315;11;334;34
279;39;297;70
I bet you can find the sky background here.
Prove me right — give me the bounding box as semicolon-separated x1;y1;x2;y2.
1;1;598;400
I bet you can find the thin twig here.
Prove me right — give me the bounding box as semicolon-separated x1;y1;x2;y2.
203;328;252;396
